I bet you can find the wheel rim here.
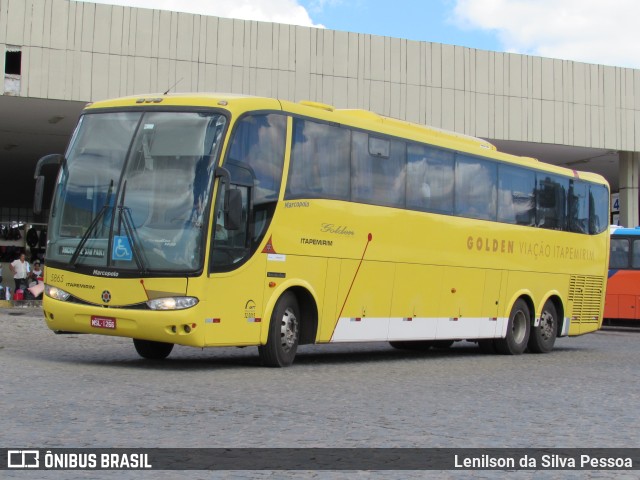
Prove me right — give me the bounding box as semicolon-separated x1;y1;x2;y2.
279;307;298;352
511;310;527;344
539;309;554;341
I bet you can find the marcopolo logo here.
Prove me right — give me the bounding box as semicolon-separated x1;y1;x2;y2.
7;450;39;468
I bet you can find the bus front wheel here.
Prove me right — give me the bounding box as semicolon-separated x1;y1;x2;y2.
528;300;557;353
133;339;174;360
495;299;530;355
259;292;300;367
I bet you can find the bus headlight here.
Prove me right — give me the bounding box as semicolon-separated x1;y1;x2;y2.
146;297;199;310
45;285;71;301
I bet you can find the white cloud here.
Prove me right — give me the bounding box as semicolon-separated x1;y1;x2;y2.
306;0;346;13
452;0;640;68
74;0;323;27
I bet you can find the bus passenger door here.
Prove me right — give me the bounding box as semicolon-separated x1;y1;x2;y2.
204;182;266;346
204;257;268;346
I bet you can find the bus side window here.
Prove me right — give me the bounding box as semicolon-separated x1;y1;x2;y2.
454;154;497;221
351;132;406;208
406;144;454;214
589;184;609;234
228;114;286;204
536;176;568;230
632;240;640;268
610;238;630;269
568;180;589;233
210;184;251;269
286;119;350;200
497;165;535;226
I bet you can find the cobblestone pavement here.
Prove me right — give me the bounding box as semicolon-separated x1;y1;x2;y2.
2;307;639;479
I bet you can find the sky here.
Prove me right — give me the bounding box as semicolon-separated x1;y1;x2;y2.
75;0;640;69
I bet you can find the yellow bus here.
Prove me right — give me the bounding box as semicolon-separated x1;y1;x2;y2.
34;93;610;367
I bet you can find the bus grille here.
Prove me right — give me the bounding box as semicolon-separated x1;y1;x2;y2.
568;275;604;323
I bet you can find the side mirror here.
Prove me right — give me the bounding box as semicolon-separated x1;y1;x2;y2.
33;176;45;215
33;153;64;215
224;189;243;231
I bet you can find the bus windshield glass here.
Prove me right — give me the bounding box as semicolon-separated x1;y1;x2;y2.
47;110;227;273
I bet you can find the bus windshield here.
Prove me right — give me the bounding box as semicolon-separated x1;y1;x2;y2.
47;110;227;273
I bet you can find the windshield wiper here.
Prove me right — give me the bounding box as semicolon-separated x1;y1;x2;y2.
70;180;114;267
115;180;149;274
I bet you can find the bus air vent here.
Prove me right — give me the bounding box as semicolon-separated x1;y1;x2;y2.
568;275;604;324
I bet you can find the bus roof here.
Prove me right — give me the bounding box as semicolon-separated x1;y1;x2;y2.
611;226;640;236
85;92;608;186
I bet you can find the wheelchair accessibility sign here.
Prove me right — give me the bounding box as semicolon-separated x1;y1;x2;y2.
112;236;133;261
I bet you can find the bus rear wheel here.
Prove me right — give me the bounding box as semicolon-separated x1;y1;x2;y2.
133;339;174;360
528;300;557;353
259;292;300;367
495;299;530;355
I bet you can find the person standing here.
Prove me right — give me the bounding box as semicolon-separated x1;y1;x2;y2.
10;253;29;291
30;260;43;282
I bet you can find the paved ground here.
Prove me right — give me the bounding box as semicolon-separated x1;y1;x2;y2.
1;307;639;479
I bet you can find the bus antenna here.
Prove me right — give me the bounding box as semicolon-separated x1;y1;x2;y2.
163;78;183;95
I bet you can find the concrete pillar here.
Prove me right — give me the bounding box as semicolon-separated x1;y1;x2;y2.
618;151;640;227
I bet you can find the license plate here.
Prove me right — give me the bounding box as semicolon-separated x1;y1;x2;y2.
91;316;116;329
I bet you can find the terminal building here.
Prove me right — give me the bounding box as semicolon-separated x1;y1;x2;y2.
1;0;640;234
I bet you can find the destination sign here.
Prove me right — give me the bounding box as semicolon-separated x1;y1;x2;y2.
59;246;105;258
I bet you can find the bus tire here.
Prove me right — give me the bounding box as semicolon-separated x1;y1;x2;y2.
528;300;557;353
133;339;174;360
495;299;530;355
389;340;433;351
259;292;300;367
